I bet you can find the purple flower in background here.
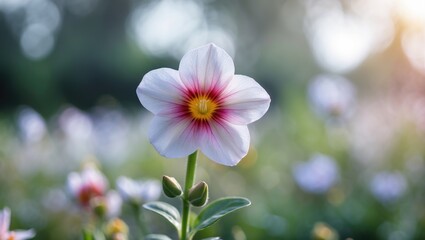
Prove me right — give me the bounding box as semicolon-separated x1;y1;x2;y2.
308;74;356;122
293;154;339;194
116;176;161;204
370;171;407;204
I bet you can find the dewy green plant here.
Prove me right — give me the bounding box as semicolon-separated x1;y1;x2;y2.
136;43;271;239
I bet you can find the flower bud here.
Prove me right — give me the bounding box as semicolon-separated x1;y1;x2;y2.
312;222;338;240
188;181;208;207
162;175;183;198
90;196;108;219
105;218;129;240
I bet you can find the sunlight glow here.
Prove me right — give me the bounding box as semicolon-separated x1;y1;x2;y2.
402;30;425;74
396;0;425;28
128;0;203;57
20;23;54;60
304;0;394;73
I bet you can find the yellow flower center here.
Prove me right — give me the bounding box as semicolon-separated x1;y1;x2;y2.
188;96;218;121
7;232;16;240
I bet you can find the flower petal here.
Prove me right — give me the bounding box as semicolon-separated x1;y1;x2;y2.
116;176;138;202
221;75;271;125
106;190;122;218
179;43;234;92
83;168;108;192
13;229;36;239
66;172;82;197
137;68;186;116
148;116;199;158
200;121;250;166
0;208;11;234
140;180;162;202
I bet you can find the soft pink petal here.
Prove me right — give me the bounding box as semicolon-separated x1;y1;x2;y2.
148;116;199;158
0;208;11;234
221;75;271;125
200;121;250;166
137;68;186;116
83;168;108;192
179;43;234;92
12;229;35;240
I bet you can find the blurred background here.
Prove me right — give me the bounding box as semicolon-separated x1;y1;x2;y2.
1;0;425;239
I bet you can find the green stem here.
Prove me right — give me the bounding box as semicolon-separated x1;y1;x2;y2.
133;204;147;240
180;151;198;240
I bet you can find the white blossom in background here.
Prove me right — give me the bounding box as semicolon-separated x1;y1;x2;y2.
14;107;57;176
58;107;94;159
0;208;35;240
308;74;356;122
92;108;130;164
370;171;407;204
105;190;122;218
17;107;47;144
58;107;93;143
293;154;339;194
116;176;161;204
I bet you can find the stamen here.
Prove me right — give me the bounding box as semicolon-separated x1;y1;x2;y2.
188;95;218;121
198;99;209;114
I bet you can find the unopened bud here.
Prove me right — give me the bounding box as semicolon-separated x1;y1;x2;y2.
162;175;183;198
188;181;208;207
312;222;338;240
105;218;129;239
90;196;107;219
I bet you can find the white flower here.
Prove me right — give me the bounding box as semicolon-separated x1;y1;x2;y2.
17;107;47;144
116;176;161;204
67;165;108;207
308;74;356;122
370;171;407;204
292;154;339;194
136;43;270;166
0;208;35;240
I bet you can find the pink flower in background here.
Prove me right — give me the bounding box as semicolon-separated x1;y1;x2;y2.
0;208;35;240
67;165;108;207
137;43;270;166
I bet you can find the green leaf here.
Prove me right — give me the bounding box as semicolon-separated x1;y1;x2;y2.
201;237;222;240
145;234;173;240
191;197;251;234
143;201;181;231
82;229;93;240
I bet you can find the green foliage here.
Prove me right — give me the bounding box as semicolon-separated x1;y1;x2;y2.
143;202;181;231
190;197;251;236
145;234;173;240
